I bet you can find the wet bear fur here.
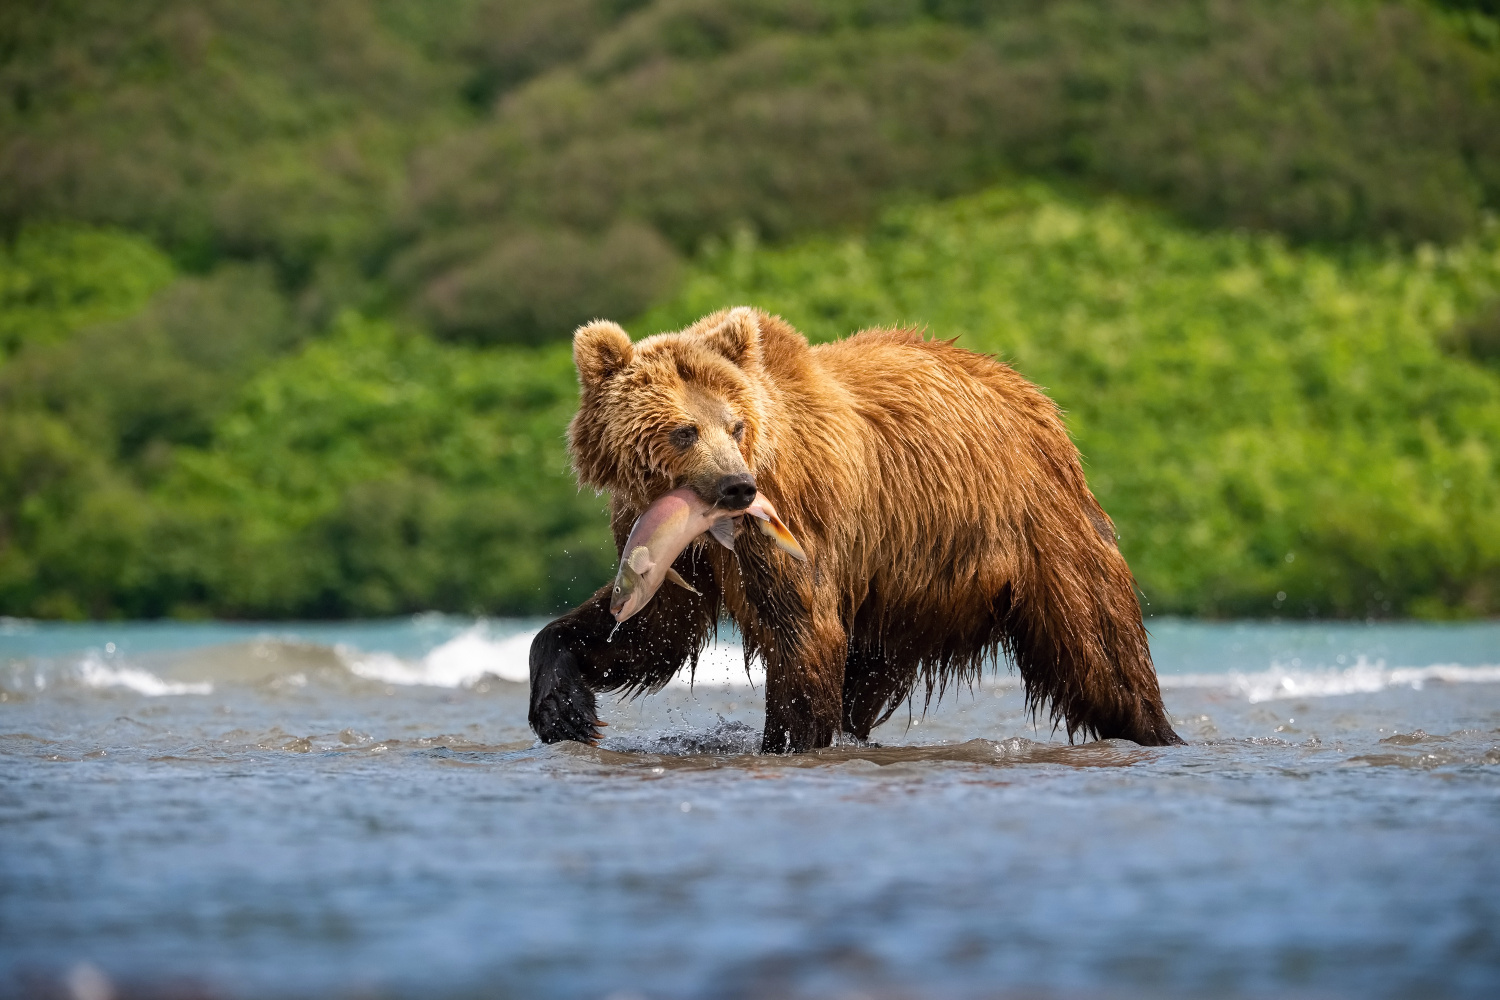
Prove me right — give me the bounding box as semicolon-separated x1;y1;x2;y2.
529;307;1182;752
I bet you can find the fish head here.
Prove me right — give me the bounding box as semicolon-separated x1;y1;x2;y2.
610;562;648;621
568;310;767;511
611;546;659;621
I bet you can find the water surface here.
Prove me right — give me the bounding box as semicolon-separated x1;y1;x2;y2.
3;616;1498;999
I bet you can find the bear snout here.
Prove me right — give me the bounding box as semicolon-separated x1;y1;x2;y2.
715;473;757;510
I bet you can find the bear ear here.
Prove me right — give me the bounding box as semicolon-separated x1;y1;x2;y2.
702;307;761;369
574;320;633;390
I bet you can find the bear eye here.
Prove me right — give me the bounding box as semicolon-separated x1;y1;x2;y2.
731;420;745;442
669;425;699;449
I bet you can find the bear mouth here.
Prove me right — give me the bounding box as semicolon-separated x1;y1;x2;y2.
608;488;807;623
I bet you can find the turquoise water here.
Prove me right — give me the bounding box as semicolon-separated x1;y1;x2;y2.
2;617;1498;999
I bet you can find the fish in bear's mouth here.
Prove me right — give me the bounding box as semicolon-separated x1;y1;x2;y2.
609;487;807;622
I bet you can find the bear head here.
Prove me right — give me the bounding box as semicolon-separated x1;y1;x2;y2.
568;307;775;511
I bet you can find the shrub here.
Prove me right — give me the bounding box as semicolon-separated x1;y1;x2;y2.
394;222;679;345
0;264;299;464
0;224;174;358
144;315;612;617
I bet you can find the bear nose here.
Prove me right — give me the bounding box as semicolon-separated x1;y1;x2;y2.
716;473;757;510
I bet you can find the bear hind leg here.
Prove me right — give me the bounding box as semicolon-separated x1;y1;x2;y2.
1003;550;1183;746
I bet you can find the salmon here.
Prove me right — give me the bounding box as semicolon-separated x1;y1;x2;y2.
609;488;806;622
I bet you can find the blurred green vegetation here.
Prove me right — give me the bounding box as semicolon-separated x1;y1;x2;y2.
2;0;1500;618
152;316;609;618
640;185;1500;618
4;0;1499;341
0;225;175;357
0;306;609;618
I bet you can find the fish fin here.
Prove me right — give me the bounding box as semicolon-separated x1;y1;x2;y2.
708;518;736;550
754;510;808;562
665;567;701;595
626;545;653;575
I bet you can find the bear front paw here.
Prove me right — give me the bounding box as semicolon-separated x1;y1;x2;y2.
528;635;602;745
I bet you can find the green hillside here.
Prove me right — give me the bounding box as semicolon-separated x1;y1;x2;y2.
2;0;1500;618
5;182;1500;618
641;185;1500;618
5;0;1498;341
0;290;610;618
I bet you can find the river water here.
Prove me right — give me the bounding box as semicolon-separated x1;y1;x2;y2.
2;616;1498;1000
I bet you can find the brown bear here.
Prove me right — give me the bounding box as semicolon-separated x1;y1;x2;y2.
528;307;1182;752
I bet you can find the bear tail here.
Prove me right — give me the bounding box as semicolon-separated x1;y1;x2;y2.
1001;507;1184;747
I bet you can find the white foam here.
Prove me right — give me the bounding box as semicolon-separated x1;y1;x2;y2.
77;654;212;696
0;616;36;635
1160;658;1500;702
338;626;766;690
335;629;1500;701
342;626;533;687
